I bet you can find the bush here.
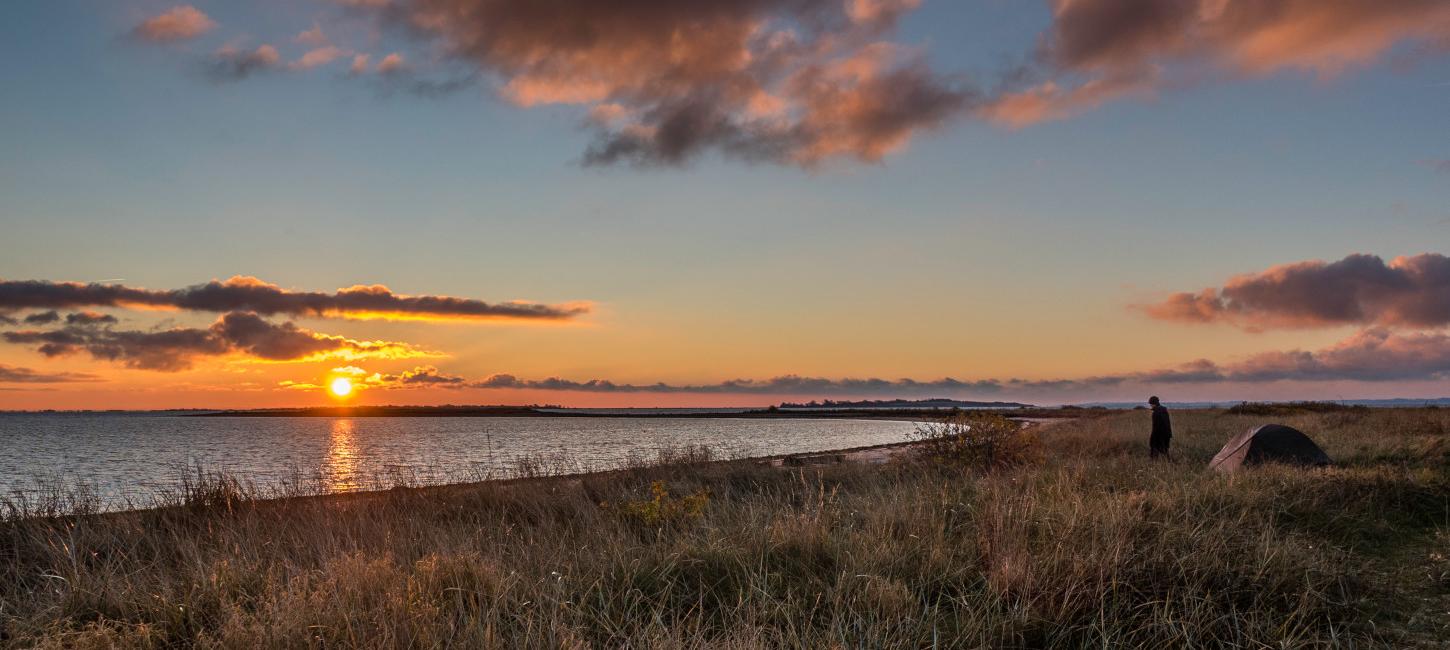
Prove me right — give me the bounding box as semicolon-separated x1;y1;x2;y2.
909;412;1041;471
606;480;710;527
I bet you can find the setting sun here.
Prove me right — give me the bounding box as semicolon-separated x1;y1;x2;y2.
329;377;354;398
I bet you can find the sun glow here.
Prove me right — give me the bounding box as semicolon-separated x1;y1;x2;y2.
329;377;354;398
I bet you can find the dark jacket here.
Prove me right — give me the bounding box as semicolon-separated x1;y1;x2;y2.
1151;405;1172;439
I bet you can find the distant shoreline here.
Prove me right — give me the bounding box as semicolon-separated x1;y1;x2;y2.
4;397;1448;417
182;405;1057;421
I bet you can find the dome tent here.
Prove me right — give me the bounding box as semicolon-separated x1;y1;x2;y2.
1209;424;1331;473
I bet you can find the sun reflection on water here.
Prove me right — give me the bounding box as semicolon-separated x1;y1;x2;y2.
324;419;361;492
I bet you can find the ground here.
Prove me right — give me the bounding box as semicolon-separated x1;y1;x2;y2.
1;407;1447;648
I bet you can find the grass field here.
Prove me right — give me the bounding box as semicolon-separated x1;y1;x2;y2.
2;408;1447;648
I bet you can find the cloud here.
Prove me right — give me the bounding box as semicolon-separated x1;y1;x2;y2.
23;311;61;325
133;5;217;42
348;53;479;97
296;25;329;47
1047;0;1450;77
978;73;1155;128
1025;329;1450;387
846;0;922;26
0;276;588;323
376;53;406;74
294;46;350;70
1141;252;1450;330
993;0;1450;127
0;364;100;384
4;311;118;327
349;54;371;75
1224;328;1450;381
210;312;429;364
207;44;282;81
383;365;468;386
350;0;969;167
1081;329;1450;384
2;311;435;372
4;327;223;372
1421;159;1450;173
66;311;118;325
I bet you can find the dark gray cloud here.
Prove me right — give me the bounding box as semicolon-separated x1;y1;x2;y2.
23;311;61;325
205;45;282;82
1143;253;1450;330
382;365;470;386
354;0;971;167
212;312;384;363
4;326;225;372
0;363;100;384
369;66;482;99
65;311;118;326
3;311;430;372
0;276;586;322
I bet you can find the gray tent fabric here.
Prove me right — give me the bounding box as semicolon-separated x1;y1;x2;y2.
1210;424;1332;472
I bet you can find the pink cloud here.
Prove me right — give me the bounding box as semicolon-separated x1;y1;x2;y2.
296;25;328;47
1046;0;1450;78
208;44;281;81
1141;253;1450;330
978;73;1156;128
376;53;406;74
133;5;216;43
349;54;371;75
294;46;349;70
989;0;1450;128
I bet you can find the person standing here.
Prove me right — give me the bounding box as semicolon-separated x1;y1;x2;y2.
1148;396;1172;459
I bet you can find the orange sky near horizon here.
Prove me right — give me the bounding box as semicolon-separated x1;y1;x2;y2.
0;282;1437;410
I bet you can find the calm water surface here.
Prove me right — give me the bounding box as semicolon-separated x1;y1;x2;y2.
0;415;917;507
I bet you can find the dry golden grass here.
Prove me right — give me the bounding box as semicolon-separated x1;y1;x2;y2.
2;408;1448;648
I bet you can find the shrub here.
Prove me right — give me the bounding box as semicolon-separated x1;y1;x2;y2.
909;412;1041;471
606;481;710;526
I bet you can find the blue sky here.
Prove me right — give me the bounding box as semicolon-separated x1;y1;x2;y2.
1;1;1449;407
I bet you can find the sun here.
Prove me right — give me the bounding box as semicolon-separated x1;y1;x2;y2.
329;377;354;398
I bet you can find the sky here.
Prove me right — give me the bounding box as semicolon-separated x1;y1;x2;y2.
1;0;1448;409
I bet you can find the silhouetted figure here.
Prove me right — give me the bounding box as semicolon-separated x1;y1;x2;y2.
1148;396;1172;460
